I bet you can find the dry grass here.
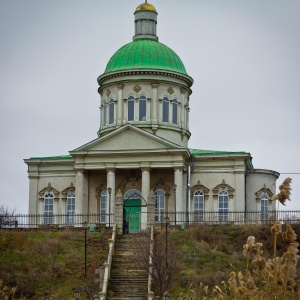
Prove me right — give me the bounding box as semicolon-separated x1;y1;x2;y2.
0;228;110;299
177;177;299;300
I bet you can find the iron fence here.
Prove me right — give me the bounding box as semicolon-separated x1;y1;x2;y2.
0;210;300;229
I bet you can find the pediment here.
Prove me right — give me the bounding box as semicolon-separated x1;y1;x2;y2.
72;125;182;152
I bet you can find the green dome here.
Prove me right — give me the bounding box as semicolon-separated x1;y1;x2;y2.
104;39;187;75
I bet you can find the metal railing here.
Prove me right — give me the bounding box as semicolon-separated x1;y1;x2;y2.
1;210;300;229
0;213;115;229
158;210;300;226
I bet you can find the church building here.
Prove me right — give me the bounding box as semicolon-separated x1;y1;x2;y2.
24;2;279;232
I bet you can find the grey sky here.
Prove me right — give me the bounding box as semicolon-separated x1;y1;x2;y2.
0;0;299;213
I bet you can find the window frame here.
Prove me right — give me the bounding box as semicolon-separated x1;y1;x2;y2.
155;189;165;222
100;190;107;224
172;99;178;124
162;97;169;122
127;96;135;121
44;192;54;225
218;189;229;222
66;192;75;225
139;95;147;121
109;99;114;124
194;190;204;222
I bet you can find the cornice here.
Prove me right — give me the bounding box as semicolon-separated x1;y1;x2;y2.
98;69;193;88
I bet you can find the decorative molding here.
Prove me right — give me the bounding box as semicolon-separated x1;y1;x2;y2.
151;178;170;193
98;88;103;96
61;183;75;201
96;184;107;200
117;84;123;90
151;83;159;88
212;179;235;200
39;183;59;202
106;89;111;97
180;87;186;95
133;85;142;93
255;184;274;202
167;87;174;95
190;180;210;201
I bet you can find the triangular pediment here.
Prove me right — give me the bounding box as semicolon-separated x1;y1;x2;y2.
71;125;183;152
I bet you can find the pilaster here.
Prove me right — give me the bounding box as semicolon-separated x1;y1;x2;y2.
115;189;124;234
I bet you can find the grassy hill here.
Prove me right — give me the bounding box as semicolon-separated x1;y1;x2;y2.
1;223;300;299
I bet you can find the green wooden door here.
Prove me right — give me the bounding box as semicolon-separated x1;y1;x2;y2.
124;199;141;233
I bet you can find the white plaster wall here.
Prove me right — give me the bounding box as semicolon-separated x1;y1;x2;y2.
246;169;279;211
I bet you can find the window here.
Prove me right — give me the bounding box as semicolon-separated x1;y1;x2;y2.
128;96;135;121
155;189;165;222
218;189;228;222
44;193;54;225
162;97;169;122
261;194;268;221
139;96;147;121
172;99;178;124
100;190;107;223
194;191;204;222
109;99;114;124
66;192;75;225
103;101;107;126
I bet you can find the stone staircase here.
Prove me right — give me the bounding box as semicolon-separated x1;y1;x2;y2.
107;233;150;300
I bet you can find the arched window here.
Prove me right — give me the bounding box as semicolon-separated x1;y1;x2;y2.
100;190;107;223
172;99;178;124
103;101;107;126
162;97;169;122
139;95;147;121
218;189;228;222
109;99;114;124
44;192;54;225
66;192;75;225
261;194;268;221
124;189;142;200
155;189;165;222
128;96;135;121
194;191;204;222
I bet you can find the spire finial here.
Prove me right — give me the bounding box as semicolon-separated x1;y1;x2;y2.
145;0;148;3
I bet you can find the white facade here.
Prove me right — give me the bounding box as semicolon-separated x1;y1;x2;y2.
24;3;279;230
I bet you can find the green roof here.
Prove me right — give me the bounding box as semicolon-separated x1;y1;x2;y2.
104;39;187;75
30;155;74;161
190;149;248;156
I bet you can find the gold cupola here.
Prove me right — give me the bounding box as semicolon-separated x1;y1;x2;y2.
135;1;157;13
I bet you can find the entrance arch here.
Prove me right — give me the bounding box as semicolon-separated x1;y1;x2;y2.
124;189;147;233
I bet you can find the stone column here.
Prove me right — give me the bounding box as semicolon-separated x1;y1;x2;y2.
174;168;184;212
235;171;245;211
147;189;156;229
123;98;127;124
107;169;116;215
115;189;124;234
152;84;158;124
141;168;151;202
28;176;38;215
181;89;186;129
117;84;123;125
158;98;162;123
141;168;151;230
169;100;172;123
134;97;139;121
75;171;89;219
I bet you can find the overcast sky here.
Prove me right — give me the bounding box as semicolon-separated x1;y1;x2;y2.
0;0;299;214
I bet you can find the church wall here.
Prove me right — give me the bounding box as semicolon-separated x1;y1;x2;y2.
191;155;248;212
35;173;76;215
246;169;279;211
